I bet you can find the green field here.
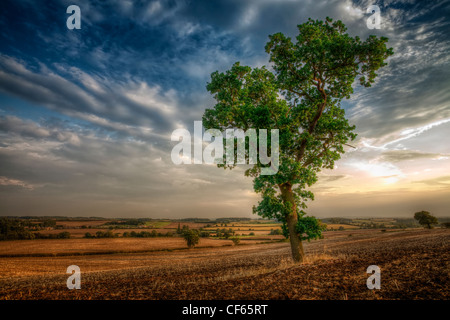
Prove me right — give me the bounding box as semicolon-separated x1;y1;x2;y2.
144;221;172;228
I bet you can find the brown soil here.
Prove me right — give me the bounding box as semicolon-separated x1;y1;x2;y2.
0;228;448;300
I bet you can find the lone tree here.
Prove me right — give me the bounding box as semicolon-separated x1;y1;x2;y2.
414;211;438;229
203;18;393;263
182;228;200;248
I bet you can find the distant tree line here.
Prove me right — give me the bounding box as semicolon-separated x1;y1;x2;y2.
322;218;353;225
177;225;240;249
0;218;69;240
214;228;235;239
0;218;35;240
84;230;175;238
104;219;147;227
176;224;210;238
213;217;251;224
32;219;57;229
123;230;174;238
34;231;71;239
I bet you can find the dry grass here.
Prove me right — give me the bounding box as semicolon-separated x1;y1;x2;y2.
0;238;235;257
204;224;282;231
326;224;359;230
0;228;448;300
302;252;336;264
165;222;208;229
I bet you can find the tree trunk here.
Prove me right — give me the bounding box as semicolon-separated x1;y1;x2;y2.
280;183;305;263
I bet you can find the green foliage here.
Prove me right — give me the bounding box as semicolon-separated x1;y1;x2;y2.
39;219;57;228
33;232;72;239
95;230;118;238
122;231;174;238
231;236;241;245
214;228;235;239
104;219;146;227
223;228;234;239
269;228;283;235
182;228;200;248
57;231;71;239
414;211;438;229
295;216;327;241
176;224;191;235
0;217;35;241
199;231;210;238
203;18;393;255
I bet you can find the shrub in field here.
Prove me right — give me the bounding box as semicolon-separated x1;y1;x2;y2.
231;236;241;245
182;229;200;248
269;228;283;235
95;230;118;238
414;211;438;229
223;228;234;239
200;231;210;238
57;231;71;239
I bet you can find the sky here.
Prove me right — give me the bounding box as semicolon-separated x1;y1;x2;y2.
0;0;449;219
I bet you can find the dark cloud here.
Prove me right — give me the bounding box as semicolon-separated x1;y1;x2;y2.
0;55;178;138
346;0;450;139
0;0;449;218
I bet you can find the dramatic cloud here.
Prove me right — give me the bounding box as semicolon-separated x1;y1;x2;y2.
0;0;449;218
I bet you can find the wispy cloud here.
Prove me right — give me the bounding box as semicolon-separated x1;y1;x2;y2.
0;0;449;218
0;176;35;190
0;54;179;138
378;150;448;162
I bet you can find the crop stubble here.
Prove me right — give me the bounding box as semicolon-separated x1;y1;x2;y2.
0;229;448;300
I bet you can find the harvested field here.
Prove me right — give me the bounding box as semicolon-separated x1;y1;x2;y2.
0;228;448;300
0;238;237;257
54;220;111;228
326;224;360;230
165;222;208;229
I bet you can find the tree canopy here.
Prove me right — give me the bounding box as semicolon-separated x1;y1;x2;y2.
203;17;393;262
414;211;438;229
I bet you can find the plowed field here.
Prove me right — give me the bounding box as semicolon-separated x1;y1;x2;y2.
0;229;448;300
